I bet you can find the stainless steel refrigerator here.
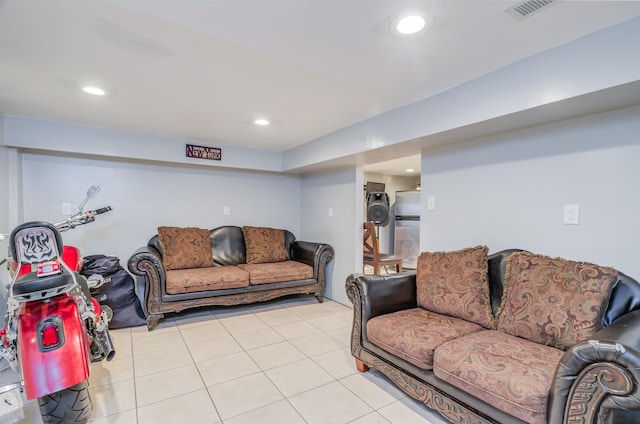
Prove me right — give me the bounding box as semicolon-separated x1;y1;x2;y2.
394;190;420;269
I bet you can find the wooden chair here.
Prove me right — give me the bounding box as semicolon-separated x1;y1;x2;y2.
363;221;403;275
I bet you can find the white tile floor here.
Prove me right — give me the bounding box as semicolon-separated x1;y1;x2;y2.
17;295;448;424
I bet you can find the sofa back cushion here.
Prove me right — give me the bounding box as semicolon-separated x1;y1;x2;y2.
487;249;524;315
242;226;289;264
157;226;214;270
210;226;247;265
496;251;618;350
416;245;494;329
150;226;297;267
603;271;640;326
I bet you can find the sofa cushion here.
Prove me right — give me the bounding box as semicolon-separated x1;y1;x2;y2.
165;266;249;294
416;245;493;328
366;308;484;370
433;330;564;424
238;261;313;285
242;226;288;264
496;251;618;350
157;226;214;270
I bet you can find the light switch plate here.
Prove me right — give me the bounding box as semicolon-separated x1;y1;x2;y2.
427;196;436;210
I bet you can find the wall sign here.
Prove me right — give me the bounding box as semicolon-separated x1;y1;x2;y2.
186;144;222;161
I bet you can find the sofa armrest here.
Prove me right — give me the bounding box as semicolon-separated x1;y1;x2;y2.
345;272;417;362
345;272;417;324
291;241;334;278
127;246;166;315
549;309;640;424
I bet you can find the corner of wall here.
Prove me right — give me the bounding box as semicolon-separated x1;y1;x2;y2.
0;114;8;319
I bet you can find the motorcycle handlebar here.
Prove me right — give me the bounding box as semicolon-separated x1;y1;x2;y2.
54;206;112;232
0;207;112;238
93;206;112;215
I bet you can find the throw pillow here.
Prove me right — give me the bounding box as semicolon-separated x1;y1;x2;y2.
242;226;288;264
496;251;618;350
416;245;493;329
157;226;214;270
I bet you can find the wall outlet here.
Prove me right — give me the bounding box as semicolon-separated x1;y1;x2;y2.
328;207;333;218
61;203;71;215
563;204;579;225
223;206;230;216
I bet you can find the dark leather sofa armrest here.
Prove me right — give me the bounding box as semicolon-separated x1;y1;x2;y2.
345;272;417;324
127;246;166;314
549;309;640;424
291;241;335;277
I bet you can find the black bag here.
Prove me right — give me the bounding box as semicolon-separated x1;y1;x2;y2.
81;254;146;329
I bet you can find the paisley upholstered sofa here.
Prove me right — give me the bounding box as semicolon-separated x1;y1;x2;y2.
128;225;334;330
346;247;640;424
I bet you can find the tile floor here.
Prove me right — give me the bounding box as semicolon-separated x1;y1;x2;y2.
17;295;448;424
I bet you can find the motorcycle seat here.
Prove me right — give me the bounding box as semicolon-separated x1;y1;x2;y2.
13;271;76;299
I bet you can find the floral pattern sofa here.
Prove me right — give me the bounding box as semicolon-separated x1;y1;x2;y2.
346;246;640;424
128;225;334;330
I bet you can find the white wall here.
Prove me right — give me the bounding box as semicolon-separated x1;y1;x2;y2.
421;105;640;279
0;117;8;318
6;116;282;173
14;152;362;307
19;153;301;266
301;168;361;305
0;115;7;237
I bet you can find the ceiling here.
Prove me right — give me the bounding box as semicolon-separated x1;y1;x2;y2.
1;1;639;176
363;154;422;177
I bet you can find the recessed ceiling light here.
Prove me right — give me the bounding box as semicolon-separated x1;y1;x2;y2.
254;118;270;126
397;16;425;34
392;11;433;37
406;168;415;173
82;86;106;96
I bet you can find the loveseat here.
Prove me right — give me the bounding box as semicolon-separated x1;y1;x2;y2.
346;247;640;424
128;225;334;330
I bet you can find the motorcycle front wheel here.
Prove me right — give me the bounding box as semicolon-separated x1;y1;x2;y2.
38;380;93;424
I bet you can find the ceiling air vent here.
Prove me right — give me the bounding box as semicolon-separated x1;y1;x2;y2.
505;0;557;20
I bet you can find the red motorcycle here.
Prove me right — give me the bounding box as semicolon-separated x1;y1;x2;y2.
0;187;115;423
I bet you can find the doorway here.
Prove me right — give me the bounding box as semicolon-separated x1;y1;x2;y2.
363;154;421;272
